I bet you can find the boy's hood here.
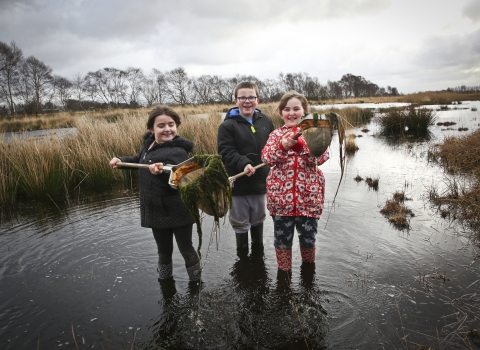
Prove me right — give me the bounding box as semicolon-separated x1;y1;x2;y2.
225;107;261;120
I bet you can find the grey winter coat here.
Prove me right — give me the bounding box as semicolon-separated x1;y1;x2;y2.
119;132;195;229
217;108;274;196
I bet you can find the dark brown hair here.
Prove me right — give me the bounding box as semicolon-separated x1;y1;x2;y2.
234;81;260;98
146;105;181;129
277;91;309;117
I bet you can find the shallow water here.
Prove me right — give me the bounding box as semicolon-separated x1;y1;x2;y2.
1;103;480;349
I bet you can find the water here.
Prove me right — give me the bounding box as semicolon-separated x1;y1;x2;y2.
0;127;76;143
1;102;480;349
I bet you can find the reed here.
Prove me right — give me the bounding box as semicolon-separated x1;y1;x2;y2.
377;106;436;136
345;138;359;155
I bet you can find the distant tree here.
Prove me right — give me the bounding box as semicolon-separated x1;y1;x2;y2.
210;75;232;103
326;80;343;99
192;75;215;104
0;41;23;114
166;67;193;105
125;67;144;107
52;75;72;110
16;56;54;115
258;78;282;102
141;69;168;106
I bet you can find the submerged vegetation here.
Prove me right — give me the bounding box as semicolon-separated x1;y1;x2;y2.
376;106;436;136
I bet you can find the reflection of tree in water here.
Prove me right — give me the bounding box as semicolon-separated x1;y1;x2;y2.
143;255;329;349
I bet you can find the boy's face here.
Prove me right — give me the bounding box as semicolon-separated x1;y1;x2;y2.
235;88;259;119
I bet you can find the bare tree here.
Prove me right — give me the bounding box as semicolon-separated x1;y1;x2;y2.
210;75;232;103
141;69;168;106
166;67;193;105
125;67;144;106
192;75;214;104
258;78;282;102
326;80;343;99
16;56;54;115
52;75;72;110
0;41;23;114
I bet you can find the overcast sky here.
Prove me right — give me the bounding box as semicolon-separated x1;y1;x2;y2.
1;0;479;93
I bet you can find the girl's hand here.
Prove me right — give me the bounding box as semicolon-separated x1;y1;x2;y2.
109;157;121;169
281;131;297;150
149;163;163;174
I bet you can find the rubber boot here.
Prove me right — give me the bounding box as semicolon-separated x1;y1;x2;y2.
300;262;316;289
250;223;264;247
300;246;316;263
236;232;249;259
186;262;202;282
158;276;177;301
275;247;292;271
250;224;264;259
158;262;173;280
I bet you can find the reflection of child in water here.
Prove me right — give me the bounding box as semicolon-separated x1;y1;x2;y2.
261;91;330;273
109;105;201;282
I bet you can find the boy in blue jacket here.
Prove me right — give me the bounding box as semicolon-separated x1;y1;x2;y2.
217;82;274;257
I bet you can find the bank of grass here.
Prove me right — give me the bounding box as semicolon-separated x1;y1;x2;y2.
0;103;375;206
429;129;480;237
376;106;436;136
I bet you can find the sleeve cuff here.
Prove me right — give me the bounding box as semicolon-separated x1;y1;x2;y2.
290;136;305;152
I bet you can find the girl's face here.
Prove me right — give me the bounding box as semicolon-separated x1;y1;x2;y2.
149;114;177;143
281;97;305;128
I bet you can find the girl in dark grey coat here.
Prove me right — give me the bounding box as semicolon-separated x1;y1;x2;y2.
110;105;201;282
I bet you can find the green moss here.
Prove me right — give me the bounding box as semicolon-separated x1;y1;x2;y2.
178;154;231;258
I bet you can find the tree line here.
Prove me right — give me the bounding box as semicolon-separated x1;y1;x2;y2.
1;40;400;115
446;85;480;94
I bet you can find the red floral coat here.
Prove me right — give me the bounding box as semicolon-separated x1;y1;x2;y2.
261;125;330;219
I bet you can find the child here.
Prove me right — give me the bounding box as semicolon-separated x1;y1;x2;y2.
109;105;201;282
217;82;275;257
261;91;330;273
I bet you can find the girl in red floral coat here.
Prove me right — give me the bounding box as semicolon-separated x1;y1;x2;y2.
261;91;330;273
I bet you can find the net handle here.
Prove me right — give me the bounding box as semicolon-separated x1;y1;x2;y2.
229;163;266;182
116;161;173;172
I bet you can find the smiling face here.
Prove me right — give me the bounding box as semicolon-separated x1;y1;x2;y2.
281;97;305;128
149;114;177;143
235;88;259;119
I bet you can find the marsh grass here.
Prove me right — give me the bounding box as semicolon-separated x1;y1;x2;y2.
345;138;359;155
428;130;480;235
313;107;374;127
0;100;361;206
0;108;134;132
365;177;379;190
380;193;414;230
377;106;436;136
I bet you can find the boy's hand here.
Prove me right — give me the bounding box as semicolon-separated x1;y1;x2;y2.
244;164;256;176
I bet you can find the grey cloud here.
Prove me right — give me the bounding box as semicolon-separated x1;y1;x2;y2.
415;29;480;69
462;0;480;23
1;0;391;43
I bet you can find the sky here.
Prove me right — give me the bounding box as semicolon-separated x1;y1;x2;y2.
1;0;479;93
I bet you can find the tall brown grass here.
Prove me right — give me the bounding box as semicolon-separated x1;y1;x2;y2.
0;101;365;206
429;129;480;236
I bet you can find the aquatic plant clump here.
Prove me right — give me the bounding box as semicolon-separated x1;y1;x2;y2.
380;198;414;230
377;106;436;136
177;154;231;257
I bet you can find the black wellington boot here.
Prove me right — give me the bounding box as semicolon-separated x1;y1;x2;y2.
235;232;249;259
250;223;264;247
250;223;264;259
